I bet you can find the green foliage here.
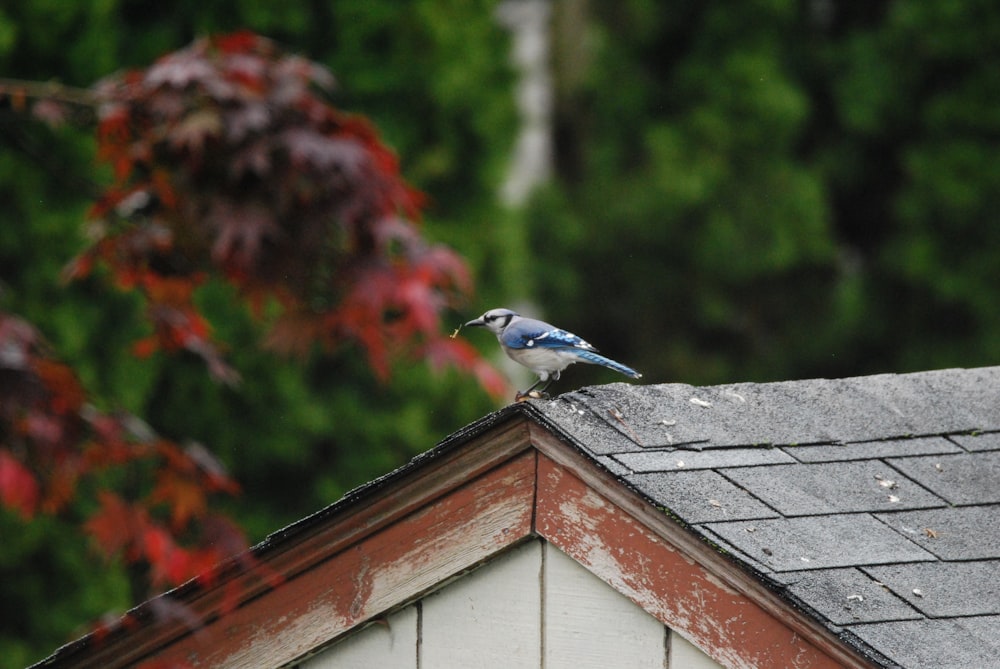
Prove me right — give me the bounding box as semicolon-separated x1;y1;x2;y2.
0;3;513;666
0;510;129;668
530;0;1000;384
7;0;1000;665
532;1;836;383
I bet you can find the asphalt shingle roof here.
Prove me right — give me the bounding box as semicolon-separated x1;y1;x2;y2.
528;366;1000;669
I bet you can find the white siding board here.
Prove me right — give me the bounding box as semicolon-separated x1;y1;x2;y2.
543;543;667;668
297;539;729;669
420;540;542;668
670;631;726;669
301;605;418;669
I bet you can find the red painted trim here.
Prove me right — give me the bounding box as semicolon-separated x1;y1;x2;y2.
61;449;536;669
534;453;848;669
40;415;875;669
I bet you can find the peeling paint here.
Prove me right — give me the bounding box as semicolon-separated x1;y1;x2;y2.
535;454;847;669
49;428;869;669
349;556;371;619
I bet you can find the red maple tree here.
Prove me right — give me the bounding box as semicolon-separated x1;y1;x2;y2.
0;31;505;657
72;31;504;389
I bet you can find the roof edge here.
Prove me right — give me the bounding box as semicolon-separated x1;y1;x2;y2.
32;404;535;669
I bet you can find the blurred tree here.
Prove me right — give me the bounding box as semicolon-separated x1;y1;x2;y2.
0;4;515;665
528;0;1000;386
9;0;1000;665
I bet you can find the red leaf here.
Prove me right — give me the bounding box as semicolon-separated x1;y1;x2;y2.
142;524;171;563
132;336;160;358
149;470;207;531
18;412;65;446
424;338;509;399
86;492;147;559
213;30;264;55
41;459;81;513
0;450;39;518
283;128;365;172
32;359;85;414
144;51;216;90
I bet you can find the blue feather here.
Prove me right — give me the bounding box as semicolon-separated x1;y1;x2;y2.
465;307;642;398
502;319;596;351
573;350;642;379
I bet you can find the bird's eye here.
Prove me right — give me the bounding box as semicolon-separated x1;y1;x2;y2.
485;314;496;322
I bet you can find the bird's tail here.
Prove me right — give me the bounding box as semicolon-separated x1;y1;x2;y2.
575;350;642;379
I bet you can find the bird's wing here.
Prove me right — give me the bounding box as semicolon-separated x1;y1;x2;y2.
503;319;598;352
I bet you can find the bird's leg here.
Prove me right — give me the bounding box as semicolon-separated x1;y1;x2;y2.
515;374;556;402
515;376;544;402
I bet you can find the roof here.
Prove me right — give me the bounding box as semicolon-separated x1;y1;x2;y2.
527;366;1000;669
33;366;1000;669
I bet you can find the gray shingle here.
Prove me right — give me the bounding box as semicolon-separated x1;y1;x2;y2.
721;461;946;516
703;514;936;572
782;568;922;625
536;392;639;454
874;506;1000;560
864;561;1000;617
594;455;631;477
886;451;1000;505
662;379;839;447
783;436;962;463
848;615;1000;669
535;368;1000;453
571;383;738;448
614;446;795;472
626;470;780;524
768;377;919;444
950;431;1000;452
916;367;1000;433
848;370;998;437
523;367;1000;667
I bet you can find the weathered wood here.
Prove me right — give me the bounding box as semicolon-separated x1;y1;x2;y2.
42;411;883;669
533;450;850;669
530;426;877;669
300;606;418;669
129;449;535;668
421;540;542;668
301;539;735;669
46;416;529;669
670;631;725;669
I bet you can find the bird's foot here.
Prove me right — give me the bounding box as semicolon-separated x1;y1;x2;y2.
515;390;549;402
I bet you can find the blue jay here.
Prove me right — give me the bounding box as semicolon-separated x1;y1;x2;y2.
465;308;641;400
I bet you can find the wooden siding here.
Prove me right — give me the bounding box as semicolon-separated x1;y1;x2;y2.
543;543;666;668
534;448;846;669
300;606;418;669
44;414;873;669
421;540;541;668
300;540;724;668
110;427;537;669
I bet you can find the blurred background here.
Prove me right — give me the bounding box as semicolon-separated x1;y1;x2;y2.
2;1;1000;664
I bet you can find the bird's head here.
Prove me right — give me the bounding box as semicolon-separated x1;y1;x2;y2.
465;308;519;335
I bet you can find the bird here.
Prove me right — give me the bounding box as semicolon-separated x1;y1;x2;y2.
464;308;641;401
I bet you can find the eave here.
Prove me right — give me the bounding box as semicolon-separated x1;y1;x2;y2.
35;403;882;669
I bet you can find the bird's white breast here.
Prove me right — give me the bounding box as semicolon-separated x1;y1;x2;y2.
503;346;579;375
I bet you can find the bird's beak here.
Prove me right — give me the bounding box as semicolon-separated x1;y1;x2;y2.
465;317;486;327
